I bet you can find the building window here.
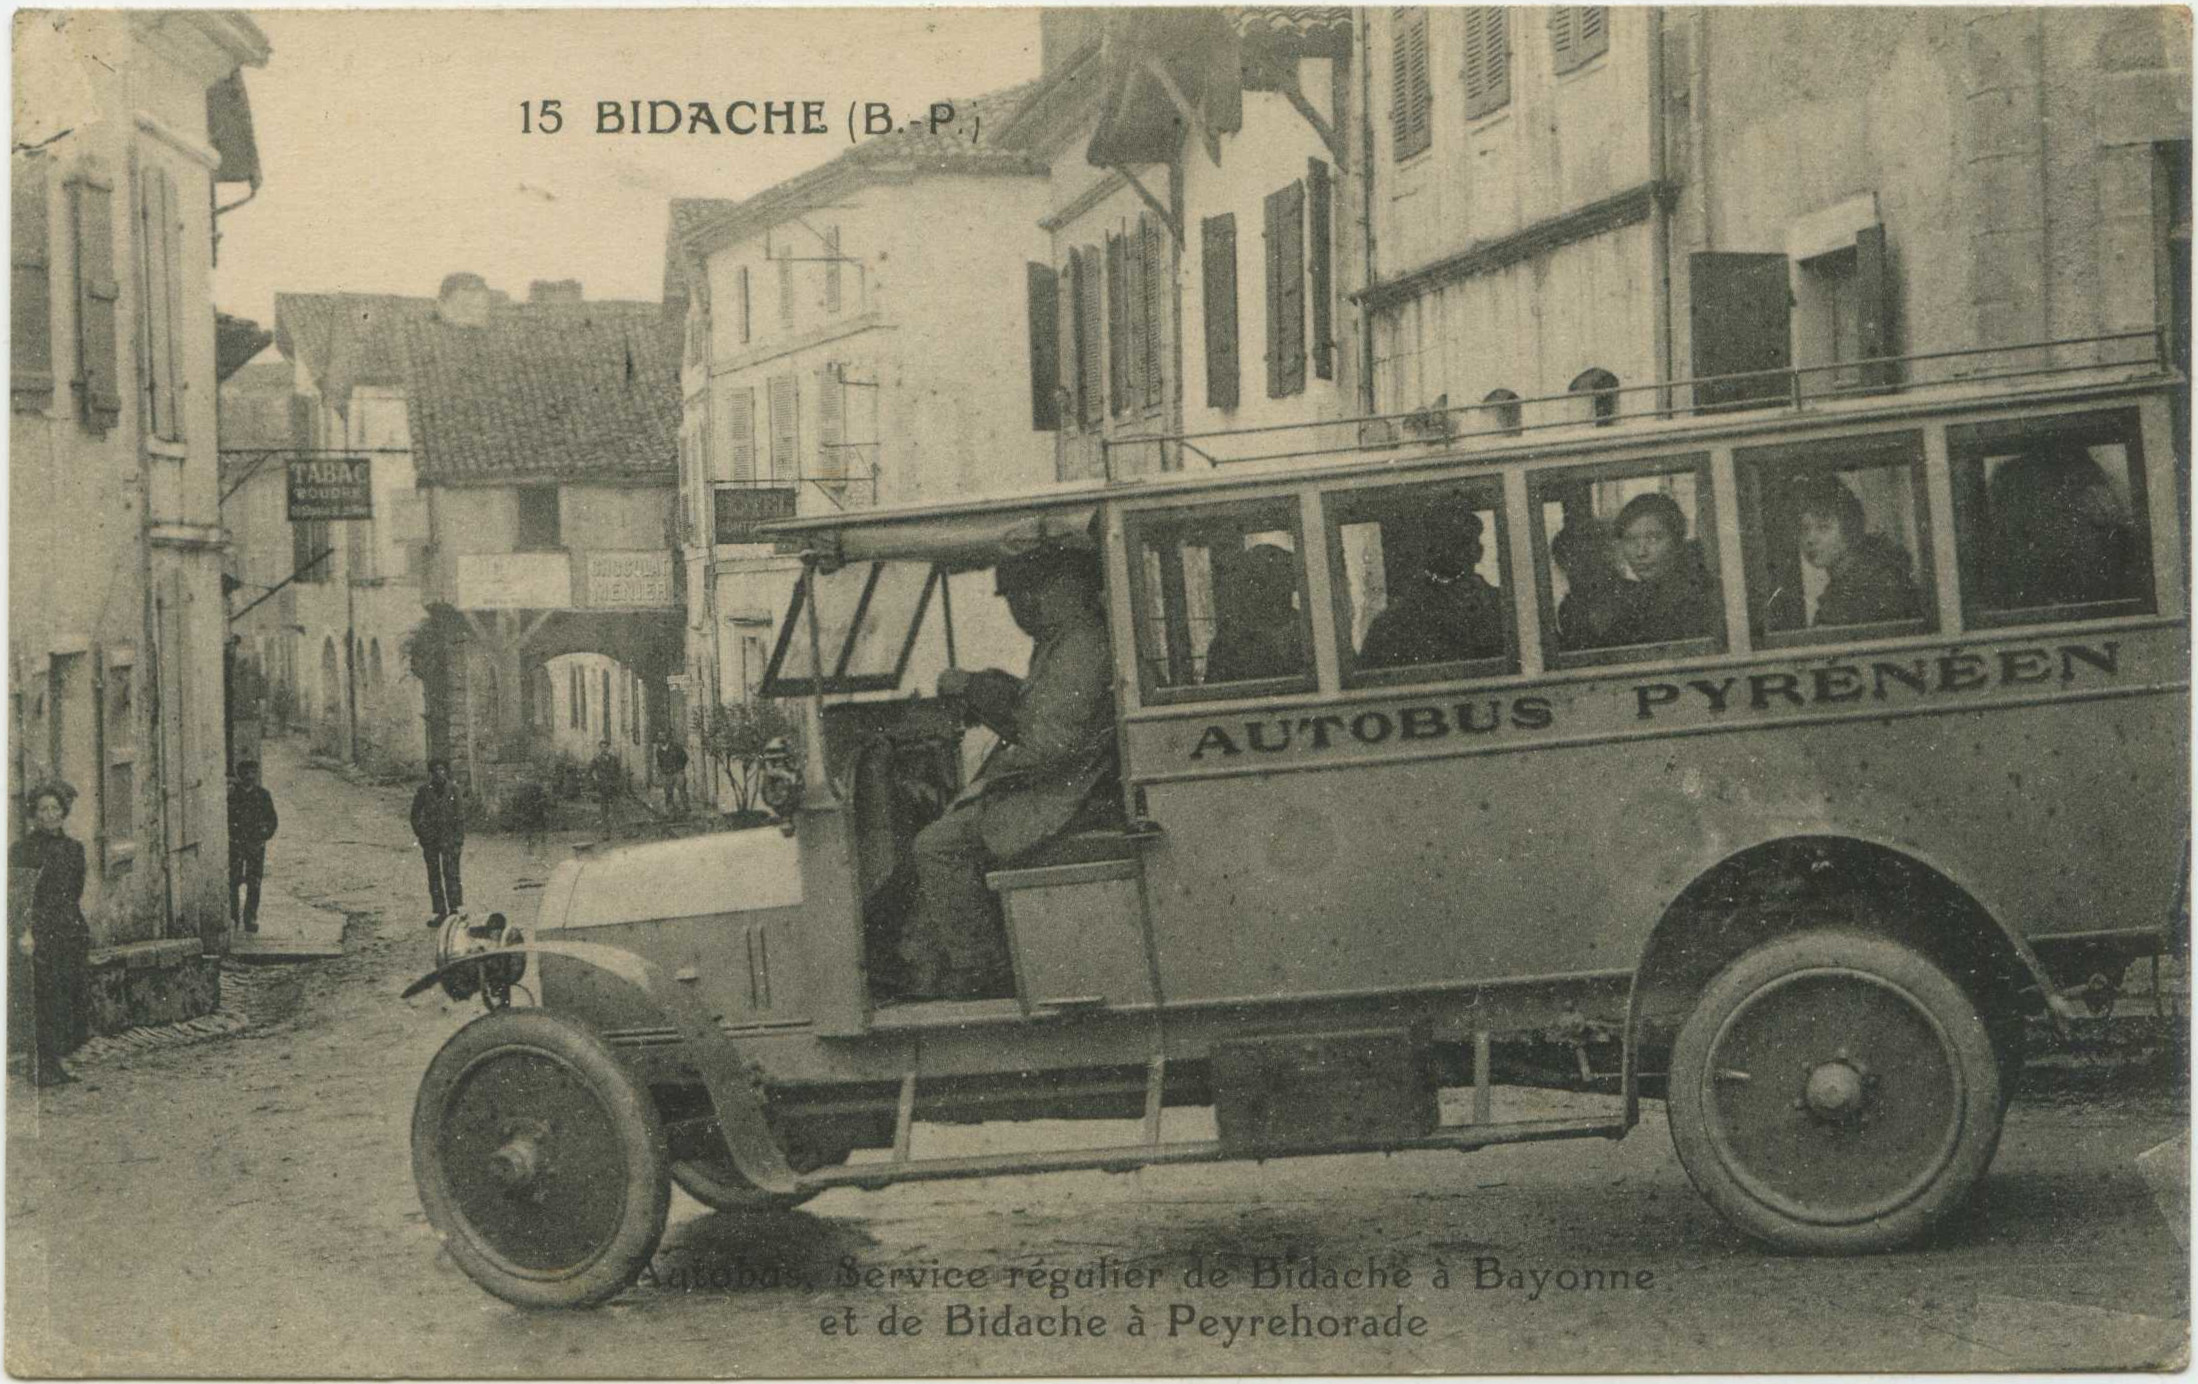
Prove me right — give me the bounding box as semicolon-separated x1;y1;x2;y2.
738;264;752;344
1549;6;1609;74
515;486;561;550
1462;7;1511;120
101;649;137;867
1793;226;1894;394
718;383;756;482
1569;368;1620;426
1264;180;1306;399
1201;213;1239;410
1482;388;1522;435
1391;7;1432;160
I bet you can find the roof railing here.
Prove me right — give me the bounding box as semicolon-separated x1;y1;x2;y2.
1101;328;2170;475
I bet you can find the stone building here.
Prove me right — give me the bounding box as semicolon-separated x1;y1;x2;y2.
10;11;270;1025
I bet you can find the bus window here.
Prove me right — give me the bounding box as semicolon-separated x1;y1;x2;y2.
1326;480;1513;686
1951;408;2154;625
1127;499;1315;700
1531;457;1724;661
1736;431;1933;644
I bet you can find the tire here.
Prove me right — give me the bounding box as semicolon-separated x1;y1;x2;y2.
670;1125;847;1213
412;1010;670;1309
1667;930;2003;1254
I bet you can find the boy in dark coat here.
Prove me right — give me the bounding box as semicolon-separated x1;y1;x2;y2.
227;760;279;933
410;759;466;923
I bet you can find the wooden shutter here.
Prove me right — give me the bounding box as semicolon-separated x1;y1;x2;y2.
1307;160;1334;381
1854;225;1897;390
1201;213;1239;411
724;384;756;480
1057;255;1077;432
1077;246;1103;428
823;225;841;314
738;265;751;344
816;363;844;478
1464;8;1511;119
1140;216;1165;409
768;372;798;479
777;252;794;328
1106;232;1128;416
1025;261;1060;431
69;173;121;435
13;153;54;410
1391;8;1431;160
1689;251;1792;412
139;165;185;441
1264;181;1306;399
1119;235;1144;418
1551;6;1608;75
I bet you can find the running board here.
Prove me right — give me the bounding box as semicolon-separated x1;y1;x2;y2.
798;1115;1630;1192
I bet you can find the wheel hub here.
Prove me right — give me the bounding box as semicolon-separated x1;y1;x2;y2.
490;1136;542;1190
1802;1059;1868;1123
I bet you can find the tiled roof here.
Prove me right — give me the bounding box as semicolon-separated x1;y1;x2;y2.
1229;6;1352;39
274;292;439;407
680;78;1048;254
399;300;679;483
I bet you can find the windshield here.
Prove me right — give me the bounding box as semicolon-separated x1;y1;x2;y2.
760;562;942;696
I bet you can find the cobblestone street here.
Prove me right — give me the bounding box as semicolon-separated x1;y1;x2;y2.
1;739;2184;1374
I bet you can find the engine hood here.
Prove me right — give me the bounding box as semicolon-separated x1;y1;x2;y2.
534;827;804;932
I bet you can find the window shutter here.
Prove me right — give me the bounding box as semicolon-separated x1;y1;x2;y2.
738;265;751;344
1140;216;1165;409
1119;234;1143;418
12;153;54;410
160;168;186;440
816;363;844;478
1307;160;1334;381
1391;8;1431;160
1025;261;1061;431
1201;213;1239;410
823;224;841;314
139;165;185;441
1551;6;1607;75
1689;251;1793;412
723;384;755;480
1077;245;1104;428
69;173;121;435
1465;8;1511;119
777;251;794;328
1057;254;1077;432
1854;224;1897;390
1264;181;1306;399
768;372;798;480
1105;232;1128;416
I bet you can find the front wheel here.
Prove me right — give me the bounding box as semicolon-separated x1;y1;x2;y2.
412;1010;670;1308
1667;930;2003;1254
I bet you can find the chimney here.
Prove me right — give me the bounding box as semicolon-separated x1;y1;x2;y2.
436;272;493;327
528;279;583;304
1040;8;1106;74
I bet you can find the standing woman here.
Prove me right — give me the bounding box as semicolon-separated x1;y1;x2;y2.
10;783;90;1087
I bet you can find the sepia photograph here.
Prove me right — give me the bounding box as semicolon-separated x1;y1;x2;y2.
5;3;2192;1374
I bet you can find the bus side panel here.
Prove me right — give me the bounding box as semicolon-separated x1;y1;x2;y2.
1133;653;2187;1006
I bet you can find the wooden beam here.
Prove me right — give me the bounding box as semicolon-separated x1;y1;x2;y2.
1115;164;1182;246
1140;53;1221;167
1280;78;1347;169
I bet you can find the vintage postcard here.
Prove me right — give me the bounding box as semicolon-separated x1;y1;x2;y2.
6;4;2190;1375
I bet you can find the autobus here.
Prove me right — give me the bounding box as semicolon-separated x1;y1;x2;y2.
408;335;2187;1308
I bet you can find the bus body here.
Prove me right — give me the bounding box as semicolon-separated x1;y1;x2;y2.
409;347;2188;1308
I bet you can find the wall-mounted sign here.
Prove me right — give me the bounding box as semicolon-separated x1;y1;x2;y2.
713;485;798;543
454;552;572;610
286;457;373;521
584;550;675;609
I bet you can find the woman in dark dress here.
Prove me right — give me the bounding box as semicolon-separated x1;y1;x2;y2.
1609;492;1716;646
10;782;90;1087
1791;474;1923;627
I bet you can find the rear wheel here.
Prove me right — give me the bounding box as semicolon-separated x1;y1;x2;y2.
1667;930;2003;1253
412;1010;669;1308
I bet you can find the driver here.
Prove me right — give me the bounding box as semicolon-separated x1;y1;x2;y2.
904;548;1114;1000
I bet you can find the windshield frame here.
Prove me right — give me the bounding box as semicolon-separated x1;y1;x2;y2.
758;560;944;698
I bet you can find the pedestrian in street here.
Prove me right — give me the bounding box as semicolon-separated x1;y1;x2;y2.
590;739;623;835
654;732;690;816
410;759;466;924
227;760;279;934
9;782;90;1087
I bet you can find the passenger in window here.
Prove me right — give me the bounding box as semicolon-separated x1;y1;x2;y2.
1608;491;1715;645
1358;500;1505;667
1203;543;1305;684
908;549;1114;1001
1550;517;1627;648
1987;445;2141;608
1789;474;1922;627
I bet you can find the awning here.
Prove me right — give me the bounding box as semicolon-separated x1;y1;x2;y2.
785;503;1101;573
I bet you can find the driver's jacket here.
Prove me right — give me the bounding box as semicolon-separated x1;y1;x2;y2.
953;610;1115;861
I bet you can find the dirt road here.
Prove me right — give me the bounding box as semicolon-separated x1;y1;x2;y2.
6;741;2186;1374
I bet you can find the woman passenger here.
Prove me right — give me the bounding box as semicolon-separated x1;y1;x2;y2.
1790;473;1922;626
1203;543;1305;684
1608;491;1716;645
10;782;90;1087
1550;517;1626;648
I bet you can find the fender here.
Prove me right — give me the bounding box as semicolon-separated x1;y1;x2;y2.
402;939;798;1195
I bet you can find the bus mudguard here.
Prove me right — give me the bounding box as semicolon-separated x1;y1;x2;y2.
402;939;800;1196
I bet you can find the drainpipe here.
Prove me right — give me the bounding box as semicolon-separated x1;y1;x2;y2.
1691;9;1712;253
1648;7;1675;415
1355;6;1379;416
